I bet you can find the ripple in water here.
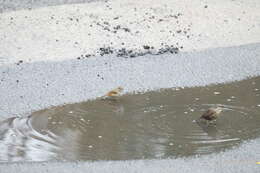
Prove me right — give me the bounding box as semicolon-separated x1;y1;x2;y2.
0;77;260;162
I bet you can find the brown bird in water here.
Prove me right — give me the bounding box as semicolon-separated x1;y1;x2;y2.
102;87;124;100
199;107;222;122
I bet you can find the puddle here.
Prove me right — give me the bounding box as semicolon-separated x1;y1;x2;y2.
0;77;260;162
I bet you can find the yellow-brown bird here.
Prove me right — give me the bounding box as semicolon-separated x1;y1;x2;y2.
199;107;222;122
102;87;124;100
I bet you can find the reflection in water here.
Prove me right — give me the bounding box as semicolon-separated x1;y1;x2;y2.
0;77;260;162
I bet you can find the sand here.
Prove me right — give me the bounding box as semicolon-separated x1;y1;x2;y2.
0;0;260;64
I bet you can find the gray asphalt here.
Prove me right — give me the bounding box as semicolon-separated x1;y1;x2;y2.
1;43;260;119
0;0;103;13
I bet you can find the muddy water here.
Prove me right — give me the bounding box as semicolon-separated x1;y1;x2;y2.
0;77;260;162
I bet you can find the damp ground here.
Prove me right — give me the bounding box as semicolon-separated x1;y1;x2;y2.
0;77;259;162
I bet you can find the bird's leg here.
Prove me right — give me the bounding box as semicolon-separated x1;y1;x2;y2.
209;120;217;125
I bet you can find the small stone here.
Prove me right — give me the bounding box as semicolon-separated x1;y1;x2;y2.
143;45;150;50
122;28;130;32
158;19;163;22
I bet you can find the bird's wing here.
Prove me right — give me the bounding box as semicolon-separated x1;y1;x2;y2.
201;110;215;119
106;91;119;96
